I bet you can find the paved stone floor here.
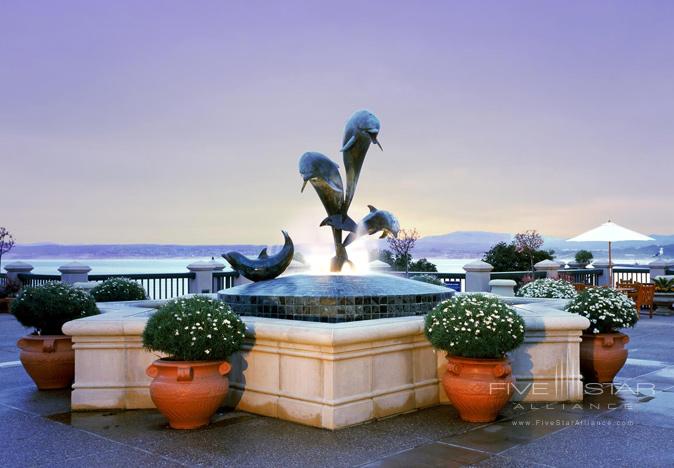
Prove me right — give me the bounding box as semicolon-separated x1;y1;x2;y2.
1;312;673;467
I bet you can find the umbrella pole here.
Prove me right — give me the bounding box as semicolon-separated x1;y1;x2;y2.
608;240;613;287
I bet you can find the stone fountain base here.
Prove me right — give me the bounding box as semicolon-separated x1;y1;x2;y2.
63;296;589;430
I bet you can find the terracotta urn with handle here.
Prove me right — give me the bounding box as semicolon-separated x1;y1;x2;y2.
579;332;629;383
146;360;232;429
442;355;515;423
17;335;74;390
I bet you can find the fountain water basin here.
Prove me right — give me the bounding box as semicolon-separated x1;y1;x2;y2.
218;274;454;322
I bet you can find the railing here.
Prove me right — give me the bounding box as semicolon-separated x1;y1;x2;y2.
88;273;195;300
612;267;649;287
18;273;61;286
490;271;546;282
559;268;603;286
213;271;239;292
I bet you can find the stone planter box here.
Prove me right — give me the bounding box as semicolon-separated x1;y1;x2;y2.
63;296;589;430
654;292;674;316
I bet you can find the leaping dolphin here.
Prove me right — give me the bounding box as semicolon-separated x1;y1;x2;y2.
343;205;400;247
222;231;294;282
341;110;382;217
298;152;356;232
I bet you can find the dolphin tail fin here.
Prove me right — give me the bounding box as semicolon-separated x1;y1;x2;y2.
343;232;357;247
320;214;357;232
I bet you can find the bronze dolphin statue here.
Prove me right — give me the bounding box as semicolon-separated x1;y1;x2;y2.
298;152;357;232
343;205;400;247
340;110;382;217
222;231;294;282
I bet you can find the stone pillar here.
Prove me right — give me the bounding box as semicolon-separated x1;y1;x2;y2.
489;279;516;297
58;262;91;285
592;260;611;287
463;261;493;292
4;261;33;283
534;260;562;280
649;259;670;281
187;261;218;294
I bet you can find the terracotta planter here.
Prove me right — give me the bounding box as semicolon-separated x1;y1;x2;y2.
442;355;514;423
17;335;74;390
146;359;232;429
0;297;13;313
579;332;629;383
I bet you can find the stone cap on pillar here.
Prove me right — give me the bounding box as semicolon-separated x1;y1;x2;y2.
463;260;493;272
592;260;611;268
534;260;561;271
58;262;91;274
489;279;517;287
3;261;34;273
187;261;217;272
648;258;671;268
208;259;226;271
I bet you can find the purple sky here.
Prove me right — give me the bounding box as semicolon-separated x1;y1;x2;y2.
2;1;673;245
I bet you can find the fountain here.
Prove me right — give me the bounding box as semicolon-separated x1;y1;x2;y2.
218;110;454;321
63;110;589;430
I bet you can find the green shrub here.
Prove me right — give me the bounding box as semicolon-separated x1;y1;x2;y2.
653;277;674;293
483;242;554;272
11;282;100;335
90;278;146;302
574;250;594;264
516;279;577;299
424;294;525;359
411;274;443;286
565;287;638;334
143;296;245;361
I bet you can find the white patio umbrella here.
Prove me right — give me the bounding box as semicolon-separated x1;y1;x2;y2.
567;220;654;284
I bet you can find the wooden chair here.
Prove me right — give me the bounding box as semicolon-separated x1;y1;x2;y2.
634;283;655;319
573;283;589;292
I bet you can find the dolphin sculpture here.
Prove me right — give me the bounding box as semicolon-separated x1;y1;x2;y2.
343;205;400;247
222;230;294;282
299;152;357;232
341;110;382;217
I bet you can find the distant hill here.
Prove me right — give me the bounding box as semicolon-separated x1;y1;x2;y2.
7;231;673;260
414;231;512;257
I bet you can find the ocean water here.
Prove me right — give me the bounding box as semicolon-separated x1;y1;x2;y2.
1;256;653;276
3;257;479;275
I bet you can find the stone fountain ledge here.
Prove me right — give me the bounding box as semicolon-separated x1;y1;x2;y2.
63;295;589;430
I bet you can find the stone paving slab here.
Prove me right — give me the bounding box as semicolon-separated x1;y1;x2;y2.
1;312;673;467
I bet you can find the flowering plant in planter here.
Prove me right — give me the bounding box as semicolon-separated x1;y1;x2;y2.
565;287;638;383
565;287;637;334
516;278;577;299
424;294;525;422
142;296;245;429
10;282;100;389
90;277;147;302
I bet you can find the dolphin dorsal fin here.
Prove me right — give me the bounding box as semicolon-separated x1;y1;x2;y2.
258;248;269;259
367;205;377;212
341;135;356;152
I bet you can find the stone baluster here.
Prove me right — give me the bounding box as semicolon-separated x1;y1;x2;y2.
463;261;493;292
187;261;218;294
58;262;91;285
649;259;671;281
534;260;562;280
4;261;34;283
